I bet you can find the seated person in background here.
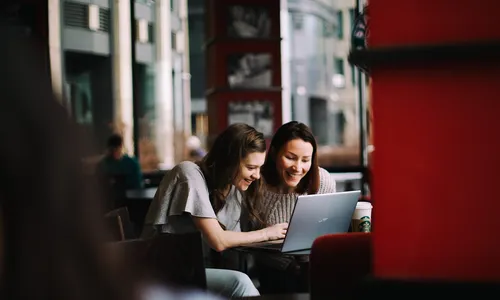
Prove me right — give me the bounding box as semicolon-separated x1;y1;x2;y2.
185;135;207;161
97;134;144;189
253;121;337;294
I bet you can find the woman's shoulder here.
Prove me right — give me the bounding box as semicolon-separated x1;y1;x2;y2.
318;167;330;179
170;161;205;181
318;167;336;193
157;161;207;193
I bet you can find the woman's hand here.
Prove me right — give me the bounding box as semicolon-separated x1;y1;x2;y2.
193;218;288;251
264;223;288;240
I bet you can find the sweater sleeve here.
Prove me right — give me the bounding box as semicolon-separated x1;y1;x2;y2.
318;167;336;194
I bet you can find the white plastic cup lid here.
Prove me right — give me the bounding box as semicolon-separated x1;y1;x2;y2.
356;201;372;209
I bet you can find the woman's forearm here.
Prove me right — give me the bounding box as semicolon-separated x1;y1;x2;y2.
192;217;286;252
215;228;269;251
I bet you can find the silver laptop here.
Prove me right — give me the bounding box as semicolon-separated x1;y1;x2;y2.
242;190;361;254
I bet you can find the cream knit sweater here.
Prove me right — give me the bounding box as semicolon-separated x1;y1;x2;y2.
261;167;337;225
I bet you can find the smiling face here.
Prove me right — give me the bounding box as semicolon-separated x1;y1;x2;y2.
232;151;266;191
276;138;314;191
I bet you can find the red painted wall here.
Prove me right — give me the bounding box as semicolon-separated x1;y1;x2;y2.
371;0;500;282
370;0;500;46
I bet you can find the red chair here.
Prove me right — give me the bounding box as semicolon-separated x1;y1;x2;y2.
309;233;372;300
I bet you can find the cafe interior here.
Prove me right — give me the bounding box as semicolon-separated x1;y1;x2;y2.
2;0;500;299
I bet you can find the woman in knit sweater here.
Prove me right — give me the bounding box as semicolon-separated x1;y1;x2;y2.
260;121;336;226
254;121;337;293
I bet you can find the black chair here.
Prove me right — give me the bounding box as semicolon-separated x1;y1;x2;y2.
98;174;127;210
104;206;136;240
107;232;207;291
104;213;125;242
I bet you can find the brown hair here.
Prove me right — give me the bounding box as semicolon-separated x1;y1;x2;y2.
261;121;320;194
197;123;267;227
0;31;137;300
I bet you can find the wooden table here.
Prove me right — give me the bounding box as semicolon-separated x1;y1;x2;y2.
125;187;157;200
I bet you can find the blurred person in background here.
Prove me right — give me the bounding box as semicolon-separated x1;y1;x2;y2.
0;28;222;300
185;135;207;161
96;133;144;190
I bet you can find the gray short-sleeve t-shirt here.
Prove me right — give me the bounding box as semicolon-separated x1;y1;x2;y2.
142;161;242;236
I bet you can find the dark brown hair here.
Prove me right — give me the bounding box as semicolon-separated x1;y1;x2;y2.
107;133;124;150
261;121;320;194
0;31;137;300
197;123;267;227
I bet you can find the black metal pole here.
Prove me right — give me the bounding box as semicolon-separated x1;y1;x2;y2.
355;0;368;196
130;0;140;158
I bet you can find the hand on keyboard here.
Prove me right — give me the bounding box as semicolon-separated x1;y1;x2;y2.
264;222;288;240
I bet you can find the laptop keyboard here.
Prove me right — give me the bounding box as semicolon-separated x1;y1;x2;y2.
260;242;282;249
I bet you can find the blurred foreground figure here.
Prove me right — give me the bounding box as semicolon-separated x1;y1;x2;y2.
0;30;222;300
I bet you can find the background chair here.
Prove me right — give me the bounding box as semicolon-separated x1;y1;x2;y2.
104;206;136;240
309;233;372;300
104;213;125;241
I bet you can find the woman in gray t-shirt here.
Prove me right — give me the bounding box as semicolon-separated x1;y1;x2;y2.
142;123;288;299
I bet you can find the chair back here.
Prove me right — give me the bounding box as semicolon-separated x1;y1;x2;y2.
310;233;372;300
104;214;125;241
105;207;136;240
108;232;207;290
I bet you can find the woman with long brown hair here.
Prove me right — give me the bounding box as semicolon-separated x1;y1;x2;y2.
142;123;288;298
255;121;337;294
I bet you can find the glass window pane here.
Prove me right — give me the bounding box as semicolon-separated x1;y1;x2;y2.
336;10;343;39
334;58;344;75
64;53;114;158
136;63;159;172
288;10;361;171
349;8;355;31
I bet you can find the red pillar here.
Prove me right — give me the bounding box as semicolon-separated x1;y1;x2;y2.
370;0;500;282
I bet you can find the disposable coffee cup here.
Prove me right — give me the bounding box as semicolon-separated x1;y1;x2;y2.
351;201;372;233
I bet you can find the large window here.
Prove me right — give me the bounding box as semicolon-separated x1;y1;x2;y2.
288;8;366;172
64;52;114;157
136;62;160;172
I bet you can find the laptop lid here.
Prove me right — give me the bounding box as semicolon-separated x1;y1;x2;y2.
281;190;361;253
